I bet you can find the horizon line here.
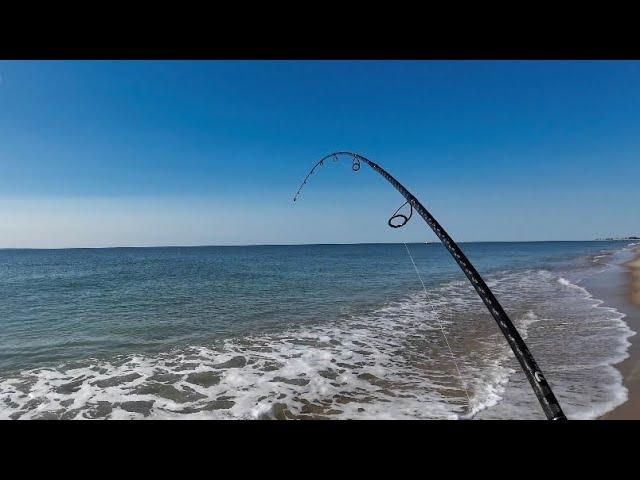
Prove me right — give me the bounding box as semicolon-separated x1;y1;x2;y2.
0;239;632;251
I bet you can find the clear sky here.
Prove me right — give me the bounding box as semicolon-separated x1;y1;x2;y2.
0;60;638;248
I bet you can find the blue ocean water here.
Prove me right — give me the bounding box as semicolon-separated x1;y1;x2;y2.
0;241;635;419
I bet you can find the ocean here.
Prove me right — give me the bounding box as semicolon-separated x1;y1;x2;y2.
0;241;636;420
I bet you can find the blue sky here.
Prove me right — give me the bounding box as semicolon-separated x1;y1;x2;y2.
0;60;638;247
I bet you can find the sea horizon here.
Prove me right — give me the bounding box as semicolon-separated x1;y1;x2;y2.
0;238;634;251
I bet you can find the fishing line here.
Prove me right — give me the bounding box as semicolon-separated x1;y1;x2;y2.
403;241;472;412
387;199;472;411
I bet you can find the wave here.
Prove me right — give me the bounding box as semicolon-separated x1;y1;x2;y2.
0;302;465;420
0;267;632;420
552;274;634;419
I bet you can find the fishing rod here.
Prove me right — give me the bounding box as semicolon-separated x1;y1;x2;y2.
294;151;567;421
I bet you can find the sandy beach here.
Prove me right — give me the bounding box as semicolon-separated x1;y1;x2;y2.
601;246;640;419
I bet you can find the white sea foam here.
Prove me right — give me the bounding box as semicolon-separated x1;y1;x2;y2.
558;276;586;290
0;266;633;420
476;270;633;419
0;295;465;420
556;275;633;368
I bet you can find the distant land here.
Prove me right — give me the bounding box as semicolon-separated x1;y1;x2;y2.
595;236;640;241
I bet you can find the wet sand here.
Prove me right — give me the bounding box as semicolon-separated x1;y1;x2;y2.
599;247;640;419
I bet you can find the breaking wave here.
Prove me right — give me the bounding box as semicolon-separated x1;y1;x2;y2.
0;266;631;420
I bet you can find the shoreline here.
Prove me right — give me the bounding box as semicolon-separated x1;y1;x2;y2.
599;246;640;419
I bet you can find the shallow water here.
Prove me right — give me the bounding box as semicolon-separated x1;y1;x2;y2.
0;241;635;419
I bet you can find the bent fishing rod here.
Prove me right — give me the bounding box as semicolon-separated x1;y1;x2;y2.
294;152;567;421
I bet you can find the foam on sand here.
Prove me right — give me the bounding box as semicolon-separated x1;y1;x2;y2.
0;267;633;420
